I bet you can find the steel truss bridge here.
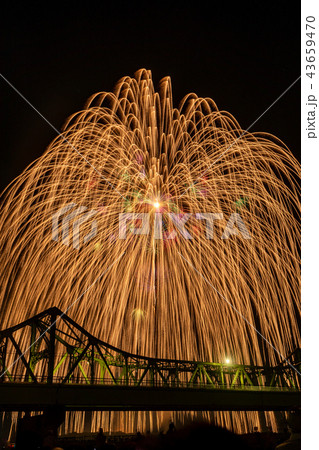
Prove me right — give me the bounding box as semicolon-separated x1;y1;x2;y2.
0;307;300;412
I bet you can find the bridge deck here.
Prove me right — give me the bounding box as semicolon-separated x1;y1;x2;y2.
0;382;300;412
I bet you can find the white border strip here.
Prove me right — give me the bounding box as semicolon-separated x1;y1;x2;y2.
302;0;319;446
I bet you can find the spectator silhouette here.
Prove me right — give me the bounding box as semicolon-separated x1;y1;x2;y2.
166;421;176;435
95;427;107;449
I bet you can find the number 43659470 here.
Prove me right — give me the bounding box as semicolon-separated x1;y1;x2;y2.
306;16;316;79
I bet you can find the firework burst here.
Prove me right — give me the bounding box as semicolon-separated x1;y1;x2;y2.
0;69;300;433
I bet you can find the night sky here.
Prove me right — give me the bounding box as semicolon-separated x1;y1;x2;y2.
1;2;300;192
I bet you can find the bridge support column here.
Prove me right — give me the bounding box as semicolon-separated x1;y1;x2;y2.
258;411;268;433
84;410;93;433
286;409;301;434
0;412;12;445
15;407;65;450
274;411;288;433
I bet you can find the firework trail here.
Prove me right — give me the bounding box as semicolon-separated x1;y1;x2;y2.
0;69;300;433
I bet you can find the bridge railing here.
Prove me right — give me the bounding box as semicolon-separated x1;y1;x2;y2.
2;374;299;391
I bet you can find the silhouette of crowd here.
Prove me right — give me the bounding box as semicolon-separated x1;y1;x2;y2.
2;416;301;450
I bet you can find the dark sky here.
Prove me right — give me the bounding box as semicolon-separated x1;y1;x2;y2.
0;2;300;192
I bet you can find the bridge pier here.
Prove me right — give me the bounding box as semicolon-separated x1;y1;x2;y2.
84;410;93;433
274;411;288;433
257;411;268;432
15;406;65;450
0;412;13;446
